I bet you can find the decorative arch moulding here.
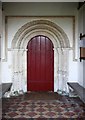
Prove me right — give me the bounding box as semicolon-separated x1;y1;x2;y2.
4;16;77;61
11;20;70;49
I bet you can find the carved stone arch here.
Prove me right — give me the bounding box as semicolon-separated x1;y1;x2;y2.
11;19;70;93
11;20;70;49
19;30;60;49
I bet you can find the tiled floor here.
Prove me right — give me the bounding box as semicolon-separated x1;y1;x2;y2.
2;92;85;119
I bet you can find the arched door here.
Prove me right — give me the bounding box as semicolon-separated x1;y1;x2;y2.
27;35;54;91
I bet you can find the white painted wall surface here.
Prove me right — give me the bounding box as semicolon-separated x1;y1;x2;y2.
2;2;79;92
78;4;85;88
83;5;85;88
0;1;2;119
0;3;1;84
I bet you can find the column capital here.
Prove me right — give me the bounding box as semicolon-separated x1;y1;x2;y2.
8;48;28;51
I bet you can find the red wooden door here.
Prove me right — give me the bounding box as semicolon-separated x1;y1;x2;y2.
27;35;54;91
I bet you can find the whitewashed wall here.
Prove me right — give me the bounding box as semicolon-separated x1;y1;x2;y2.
0;1;2;119
83;5;85;88
78;4;85;88
2;2;79;92
0;2;1;85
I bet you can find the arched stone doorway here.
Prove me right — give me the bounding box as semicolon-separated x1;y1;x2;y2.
11;20;70;93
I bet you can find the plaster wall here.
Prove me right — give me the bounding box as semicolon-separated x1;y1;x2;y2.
78;4;85;88
0;1;2;119
83;5;85;88
0;2;2;85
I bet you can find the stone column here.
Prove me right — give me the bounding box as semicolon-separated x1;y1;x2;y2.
11;49;27;93
57;48;69;93
12;49;20;92
53;47;59;92
62;48;69;93
57;48;63;91
20;49;28;92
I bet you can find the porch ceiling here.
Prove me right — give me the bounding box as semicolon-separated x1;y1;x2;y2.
1;0;82;2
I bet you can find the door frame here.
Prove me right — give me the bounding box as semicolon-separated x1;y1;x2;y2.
11;20;70;93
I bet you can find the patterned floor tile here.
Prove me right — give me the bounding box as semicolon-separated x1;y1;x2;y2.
2;93;85;119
